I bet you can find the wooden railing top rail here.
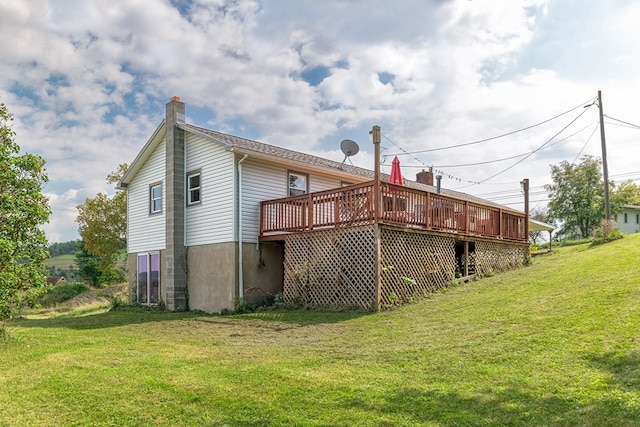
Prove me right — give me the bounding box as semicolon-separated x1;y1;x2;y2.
380;182;523;216
260;180;527;241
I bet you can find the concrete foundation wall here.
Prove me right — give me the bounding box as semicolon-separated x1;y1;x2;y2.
127;242;284;313
187;242;237;313
241;242;284;296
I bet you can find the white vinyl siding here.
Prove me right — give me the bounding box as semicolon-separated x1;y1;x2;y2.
185;133;235;246
309;173;343;193
128;138;166;253
240;159;352;242
241;159;288;242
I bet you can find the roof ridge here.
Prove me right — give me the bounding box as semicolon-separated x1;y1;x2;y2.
180;123;521;213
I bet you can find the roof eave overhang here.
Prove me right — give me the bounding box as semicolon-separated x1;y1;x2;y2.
118;120;166;189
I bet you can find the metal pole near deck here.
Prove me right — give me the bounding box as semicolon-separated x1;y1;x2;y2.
522;178;529;240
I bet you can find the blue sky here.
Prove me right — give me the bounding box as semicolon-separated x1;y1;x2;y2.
1;0;639;242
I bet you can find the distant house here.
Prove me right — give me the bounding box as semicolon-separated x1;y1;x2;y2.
118;97;530;313
46;276;67;286
616;205;640;235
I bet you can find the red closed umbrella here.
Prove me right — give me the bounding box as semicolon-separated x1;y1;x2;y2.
389;156;403;186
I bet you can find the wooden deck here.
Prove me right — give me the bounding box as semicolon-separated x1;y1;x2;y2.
260;181;527;242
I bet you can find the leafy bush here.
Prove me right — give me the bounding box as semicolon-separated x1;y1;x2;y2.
40;283;89;307
591;219;624;246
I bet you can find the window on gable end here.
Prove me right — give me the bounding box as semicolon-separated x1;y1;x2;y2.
187;171;201;205
150;183;162;214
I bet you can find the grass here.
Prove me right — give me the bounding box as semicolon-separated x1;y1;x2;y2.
2;236;640;426
46;254;76;271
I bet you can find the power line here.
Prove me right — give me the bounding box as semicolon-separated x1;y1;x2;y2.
611;170;640;179
571;124;599;164
604;115;640;130
424;121;597;169
386;95;597;156
501;199;549;206
476;185;545;197
382;134;480;184
605;121;640;130
488;190;548;202
459;104;595;187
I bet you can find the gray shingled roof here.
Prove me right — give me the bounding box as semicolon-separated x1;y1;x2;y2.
180;124;520;212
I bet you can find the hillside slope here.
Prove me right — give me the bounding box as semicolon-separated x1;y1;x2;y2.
2;235;640;426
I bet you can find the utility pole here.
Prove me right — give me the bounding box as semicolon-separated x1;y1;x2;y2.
598;90;611;220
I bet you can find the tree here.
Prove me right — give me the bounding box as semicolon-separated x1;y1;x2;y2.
545;156;605;239
0;102;51;319
76;164;127;286
611;180;640;212
76;240;106;286
48;240;79;257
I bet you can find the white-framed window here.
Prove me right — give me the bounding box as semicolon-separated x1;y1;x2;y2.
187;171;201;205
150;183;162;214
137;252;160;305
288;171;308;196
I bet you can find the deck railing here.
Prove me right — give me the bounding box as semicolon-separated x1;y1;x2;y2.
260;181;527;241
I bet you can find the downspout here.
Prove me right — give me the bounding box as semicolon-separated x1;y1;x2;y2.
238;154;249;299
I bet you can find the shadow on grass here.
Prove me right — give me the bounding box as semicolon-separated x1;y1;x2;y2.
586;350;640;392
11;308;367;331
339;384;640;426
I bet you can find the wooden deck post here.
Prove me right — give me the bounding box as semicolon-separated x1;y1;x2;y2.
307;193;313;230
464;241;469;277
425;192;430;229
464;201;469;234
372;125;381;223
374;223;382;312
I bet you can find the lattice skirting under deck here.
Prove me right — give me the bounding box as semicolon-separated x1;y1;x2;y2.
283;226;377;310
475;240;529;275
282;225;529;311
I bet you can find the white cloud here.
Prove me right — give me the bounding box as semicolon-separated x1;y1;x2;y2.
1;0;639;241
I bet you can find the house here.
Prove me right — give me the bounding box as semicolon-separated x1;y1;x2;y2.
616;204;640;235
46;276;68;286
119;97;529;313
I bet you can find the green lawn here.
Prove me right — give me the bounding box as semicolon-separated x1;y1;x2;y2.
2;235;640;426
46;254;76;271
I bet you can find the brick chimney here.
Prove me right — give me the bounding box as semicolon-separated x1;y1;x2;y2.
416;167;434;186
165;96;187;311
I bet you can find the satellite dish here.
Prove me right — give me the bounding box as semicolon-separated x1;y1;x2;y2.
340;139;360;168
341;139;360;157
